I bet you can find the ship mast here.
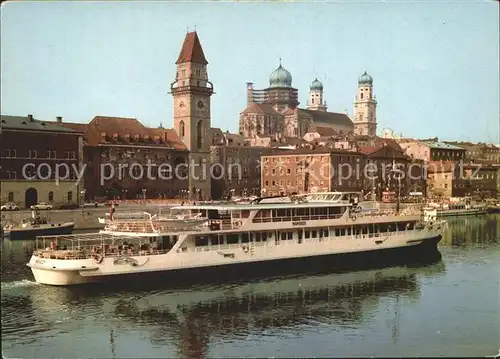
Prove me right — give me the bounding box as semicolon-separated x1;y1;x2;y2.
391;159;401;214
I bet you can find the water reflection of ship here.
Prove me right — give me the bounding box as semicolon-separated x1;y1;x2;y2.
441;214;500;246
122;265;445;358
47;264;445;357
2;261;445;358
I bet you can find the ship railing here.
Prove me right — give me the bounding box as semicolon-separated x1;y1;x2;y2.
32;233;172;260
352;208;422;219
104;220;160;233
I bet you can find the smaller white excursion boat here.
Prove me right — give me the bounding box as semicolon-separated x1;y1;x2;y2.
3;210;74;240
425;199;486;217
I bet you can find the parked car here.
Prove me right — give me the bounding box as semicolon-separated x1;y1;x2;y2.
30;202;53;210
82;202;99;208
0;202;20;211
57;202;79;210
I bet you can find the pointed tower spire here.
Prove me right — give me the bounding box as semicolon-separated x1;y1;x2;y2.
176;31;208;65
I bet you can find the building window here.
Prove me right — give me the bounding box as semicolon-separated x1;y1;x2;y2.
360;92;364;99
8;192;14;202
196;121;203;150
71;151;76;159
67;191;73;202
65;151;70;159
6;149;17;158
48;191;54;202
179;121;185;137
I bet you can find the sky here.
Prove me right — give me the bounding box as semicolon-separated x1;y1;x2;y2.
1;1;499;143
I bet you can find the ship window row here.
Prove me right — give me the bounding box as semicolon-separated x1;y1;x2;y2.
195;232;270;246
252;206;345;223
193;222;416;247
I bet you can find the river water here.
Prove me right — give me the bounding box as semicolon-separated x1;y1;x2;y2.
1;215;499;358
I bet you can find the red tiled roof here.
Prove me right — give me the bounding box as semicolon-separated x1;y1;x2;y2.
266;146;363;156
315;126;337;137
176;31;208;65
374;137;403;151
358;146;380;155
64;116;187;150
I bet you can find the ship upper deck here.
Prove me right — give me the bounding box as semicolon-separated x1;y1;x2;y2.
171;201;352;212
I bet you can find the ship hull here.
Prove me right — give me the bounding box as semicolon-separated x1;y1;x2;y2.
7;223;74;241
437;209;486;217
28;235;441;287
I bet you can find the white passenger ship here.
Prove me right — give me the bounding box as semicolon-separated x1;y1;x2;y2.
27;193;444;286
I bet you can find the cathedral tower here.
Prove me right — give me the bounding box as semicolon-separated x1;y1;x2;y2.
353;71;377;137
306;78;327;112
170;31;214;199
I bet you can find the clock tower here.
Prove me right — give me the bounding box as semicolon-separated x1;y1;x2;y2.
170;31;214;200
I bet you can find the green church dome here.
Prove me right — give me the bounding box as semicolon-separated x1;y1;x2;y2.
310;78;323;91
269;62;292;88
358;71;373;85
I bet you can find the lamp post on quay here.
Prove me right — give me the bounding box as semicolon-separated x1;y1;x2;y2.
80;189;86;207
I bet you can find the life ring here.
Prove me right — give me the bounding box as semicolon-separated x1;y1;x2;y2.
92;253;103;264
242;244;249;253
351;214;357;221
